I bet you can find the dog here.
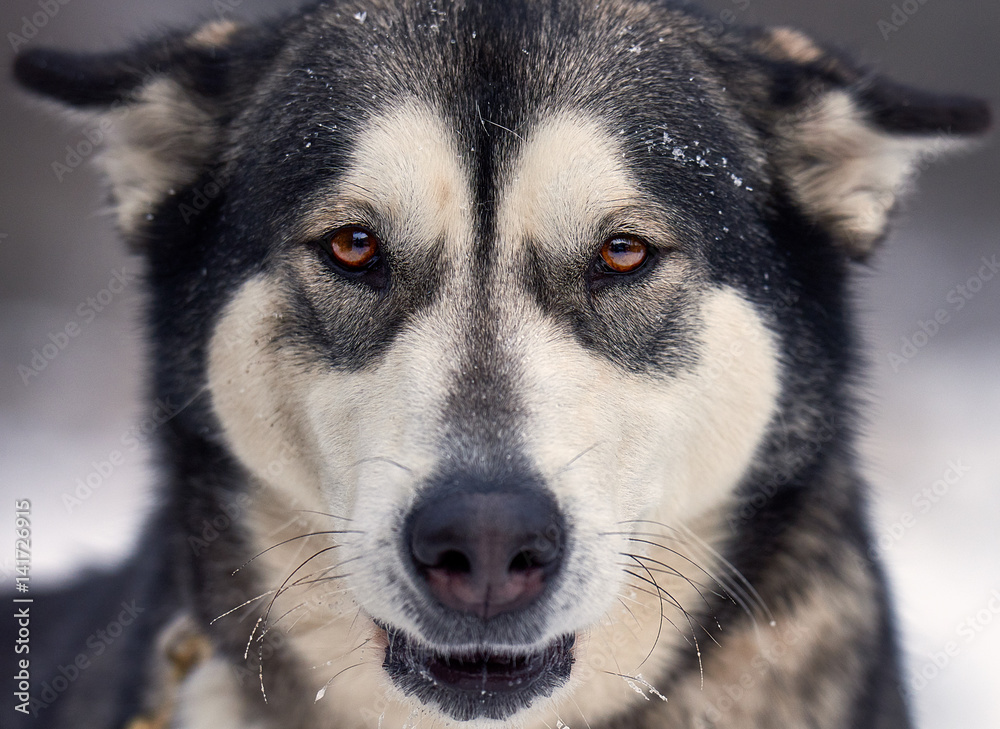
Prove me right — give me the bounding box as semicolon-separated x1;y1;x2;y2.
6;1;990;728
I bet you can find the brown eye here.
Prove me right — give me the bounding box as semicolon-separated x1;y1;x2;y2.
326;226;380;269
599;235;648;273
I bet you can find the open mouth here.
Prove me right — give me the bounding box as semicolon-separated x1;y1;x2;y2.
380;624;575;720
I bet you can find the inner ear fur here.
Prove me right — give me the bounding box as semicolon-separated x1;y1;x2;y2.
750;27;991;258
13;20;270;236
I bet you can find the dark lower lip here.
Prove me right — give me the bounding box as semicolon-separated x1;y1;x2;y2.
422;638;573;693
380;624;575;720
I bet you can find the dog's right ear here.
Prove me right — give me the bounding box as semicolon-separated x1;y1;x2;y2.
743;27;991;259
13;20;279;234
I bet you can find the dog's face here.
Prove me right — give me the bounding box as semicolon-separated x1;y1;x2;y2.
15;1;988;727
208;99;781;723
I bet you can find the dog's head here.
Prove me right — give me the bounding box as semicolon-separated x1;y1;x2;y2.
16;1;988;726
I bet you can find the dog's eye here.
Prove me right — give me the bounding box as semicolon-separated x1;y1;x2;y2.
598;235;648;273
324;226;381;270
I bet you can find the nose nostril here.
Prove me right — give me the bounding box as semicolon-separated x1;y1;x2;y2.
508;535;560;573
436;550;472;574
508;550;534;573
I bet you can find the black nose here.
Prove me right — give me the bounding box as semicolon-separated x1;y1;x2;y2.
408;490;563;619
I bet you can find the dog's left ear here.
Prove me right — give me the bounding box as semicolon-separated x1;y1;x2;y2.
13;20;278;234
747;27;991;258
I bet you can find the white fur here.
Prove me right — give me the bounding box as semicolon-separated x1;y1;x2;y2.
774;90;959;255
97;78;219;235
174;658;269;729
205;105;782;729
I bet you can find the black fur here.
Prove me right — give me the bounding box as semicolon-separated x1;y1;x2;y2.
5;1;989;728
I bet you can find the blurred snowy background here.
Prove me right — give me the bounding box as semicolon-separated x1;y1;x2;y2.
1;0;997;726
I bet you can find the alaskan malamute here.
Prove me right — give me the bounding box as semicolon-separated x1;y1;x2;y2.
7;1;989;728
